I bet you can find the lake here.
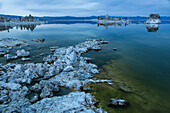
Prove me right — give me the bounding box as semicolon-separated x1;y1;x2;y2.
0;22;170;112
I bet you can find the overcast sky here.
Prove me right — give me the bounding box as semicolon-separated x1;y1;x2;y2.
0;0;170;17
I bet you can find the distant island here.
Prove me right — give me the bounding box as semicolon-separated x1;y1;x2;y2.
0;14;41;26
146;14;161;24
98;14;129;24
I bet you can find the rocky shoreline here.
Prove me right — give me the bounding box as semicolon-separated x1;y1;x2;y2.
0;38;112;112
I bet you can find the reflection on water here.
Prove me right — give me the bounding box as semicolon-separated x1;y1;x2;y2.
0;24;38;32
98;22;128;29
0;26;13;32
146;24;159;32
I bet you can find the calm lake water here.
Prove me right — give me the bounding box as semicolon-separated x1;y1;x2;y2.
0;22;170;112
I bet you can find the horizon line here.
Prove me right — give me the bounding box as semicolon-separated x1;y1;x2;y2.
1;13;170;18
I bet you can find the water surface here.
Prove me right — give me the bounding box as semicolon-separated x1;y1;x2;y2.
0;22;170;112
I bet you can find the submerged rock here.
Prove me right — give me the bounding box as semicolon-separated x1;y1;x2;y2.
29;93;39;103
113;48;117;51
100;39;109;44
108;98;129;107
4;54;18;60
31;38;45;43
0;48;10;56
21;58;30;61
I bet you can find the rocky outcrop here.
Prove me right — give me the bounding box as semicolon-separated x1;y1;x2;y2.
146;14;161;24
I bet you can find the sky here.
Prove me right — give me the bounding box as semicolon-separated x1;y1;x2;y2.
0;0;170;17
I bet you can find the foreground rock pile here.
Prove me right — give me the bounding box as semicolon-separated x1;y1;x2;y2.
0;38;110;112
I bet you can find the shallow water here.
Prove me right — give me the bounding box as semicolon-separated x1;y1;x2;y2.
0;22;170;112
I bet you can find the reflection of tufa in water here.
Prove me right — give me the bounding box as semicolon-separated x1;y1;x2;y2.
0;24;38;32
146;24;159;32
98;22;128;29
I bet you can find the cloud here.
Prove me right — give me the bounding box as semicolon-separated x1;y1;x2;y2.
0;0;170;16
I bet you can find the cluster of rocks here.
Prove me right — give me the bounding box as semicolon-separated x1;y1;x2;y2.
0;38;46;61
108;98;129;107
4;49;30;61
0;47;12;56
0;38;31;61
0;38;111;112
0;38;26;48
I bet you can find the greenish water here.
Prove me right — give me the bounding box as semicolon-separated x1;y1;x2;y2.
0;23;170;112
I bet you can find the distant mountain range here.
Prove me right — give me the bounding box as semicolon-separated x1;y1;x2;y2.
0;14;170;24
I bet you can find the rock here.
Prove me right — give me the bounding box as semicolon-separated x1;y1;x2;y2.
31;38;45;43
29;93;39;103
100;38;109;44
16;49;30;57
0;52;7;56
0;86;31;112
0;48;11;56
108;98;129;107
0;63;51;84
0;81;21;91
82;87;91;91
63;65;74;72
30;83;41;92
92;45;101;50
50;46;58;49
30;92;105;113
4;54;18;60
21;58;30;61
43;55;57;63
31;80;59;98
113;48;117;51
39;53;44;56
146;14;161;24
86;79;113;85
